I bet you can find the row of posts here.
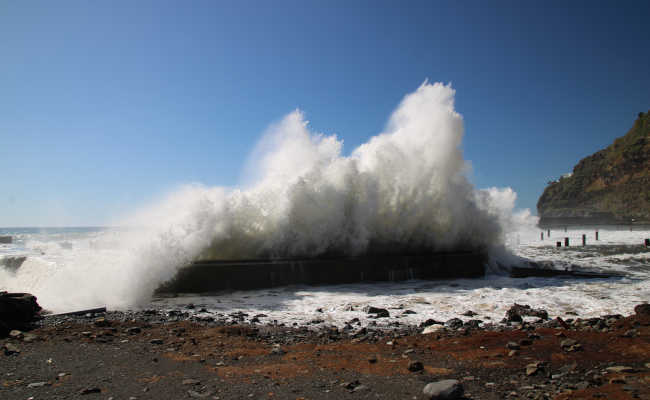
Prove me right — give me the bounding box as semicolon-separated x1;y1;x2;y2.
541;230;650;248
541;230;596;247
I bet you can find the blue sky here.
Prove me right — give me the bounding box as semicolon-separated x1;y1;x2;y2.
1;1;649;226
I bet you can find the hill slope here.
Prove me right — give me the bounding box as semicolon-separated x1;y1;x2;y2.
537;111;650;227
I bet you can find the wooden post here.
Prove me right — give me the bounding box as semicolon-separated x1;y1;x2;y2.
564;237;569;247
595;231;599;241
556;241;561;247
541;232;544;240
582;234;586;246
645;239;650;247
547;229;550;237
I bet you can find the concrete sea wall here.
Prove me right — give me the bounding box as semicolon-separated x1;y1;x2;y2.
157;252;486;293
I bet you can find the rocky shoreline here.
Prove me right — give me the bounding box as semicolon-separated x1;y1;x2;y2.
2;300;649;399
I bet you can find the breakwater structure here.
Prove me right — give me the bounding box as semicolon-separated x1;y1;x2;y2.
156;251;487;293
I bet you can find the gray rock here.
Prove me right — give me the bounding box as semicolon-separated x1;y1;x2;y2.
363;306;389;318
506;341;520;350
22;333;38;343
622;329;637;338
80;387;101;395
422;379;463;399
149;338;163;345
27;382;49;388
188;390;213;398
526;364;540;376
445;318;463;329
9;330;23;339
606;366;636;373
634;303;650;316
3;342;20;355
506;303;548;321
126;327;141;335
182;379;201;385
93;317;110;327
353;384;370;392
408;361;424;372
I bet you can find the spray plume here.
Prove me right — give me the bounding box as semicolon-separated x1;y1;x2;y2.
1;81;529;311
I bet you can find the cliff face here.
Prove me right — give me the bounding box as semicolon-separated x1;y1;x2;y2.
537;111;650;227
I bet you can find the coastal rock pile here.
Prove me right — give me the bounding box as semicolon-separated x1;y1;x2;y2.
0;291;42;336
505;303;549;322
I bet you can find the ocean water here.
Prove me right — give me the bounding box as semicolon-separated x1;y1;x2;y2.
1;226;648;328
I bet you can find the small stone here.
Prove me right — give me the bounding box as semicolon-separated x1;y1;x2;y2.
149;339;163;345
508;350;519;357
270;345;286;355
3;343;20;355
422;379;464;399
363;306;389;318
560;338;577;348
93;317;110;327
506;342;520;350
408;361;424;372
353;385;370;392
341;380;360;390
609;377;626;384
22;333;38;343
368;355;377;364
9;330;23;339
606;366;636;373
182;379;200;385
187;390;213;398
445;318;463;329
79;387;101;395
622;329;637;338
422;325;444;334
27;382;49;388
462;310;478;317
526;362;544;376
126;327;141;335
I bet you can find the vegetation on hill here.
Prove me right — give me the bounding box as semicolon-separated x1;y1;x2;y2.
537;111;650;226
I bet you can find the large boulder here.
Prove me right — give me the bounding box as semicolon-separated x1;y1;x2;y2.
505;303;548;322
634;303;650;316
422;379;463;399
0;292;42;337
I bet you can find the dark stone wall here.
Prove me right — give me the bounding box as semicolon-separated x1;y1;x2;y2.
157;252;486;293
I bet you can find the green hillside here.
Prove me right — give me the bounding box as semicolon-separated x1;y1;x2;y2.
537;111;650;227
